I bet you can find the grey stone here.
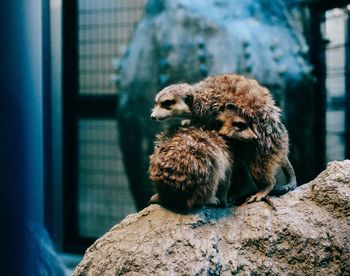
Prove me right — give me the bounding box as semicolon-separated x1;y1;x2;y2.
74;160;350;275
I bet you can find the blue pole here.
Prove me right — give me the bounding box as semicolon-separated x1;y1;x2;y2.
0;0;43;274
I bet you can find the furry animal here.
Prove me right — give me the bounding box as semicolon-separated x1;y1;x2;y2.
214;104;296;203
151;82;220;127
151;74;296;203
151;83;193;122
151;74;270;125
149;126;233;210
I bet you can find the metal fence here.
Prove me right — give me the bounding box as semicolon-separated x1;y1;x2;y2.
62;0;350;252
76;0;146;239
63;0;146;251
323;6;350;163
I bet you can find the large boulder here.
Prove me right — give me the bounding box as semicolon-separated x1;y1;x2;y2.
74;160;350;275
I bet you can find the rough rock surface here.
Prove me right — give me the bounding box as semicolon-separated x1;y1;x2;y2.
74;161;350;275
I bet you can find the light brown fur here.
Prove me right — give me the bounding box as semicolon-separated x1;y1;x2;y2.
149;126;233;210
193;74;281;120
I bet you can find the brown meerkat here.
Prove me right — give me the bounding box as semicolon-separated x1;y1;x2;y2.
149;126;233;210
150;74;268;125
151;82;222;127
151;83;193;123
214;103;296;203
151;73;296;202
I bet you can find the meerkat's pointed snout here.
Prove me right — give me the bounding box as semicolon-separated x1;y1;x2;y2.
150;109;157;120
150;107;170;121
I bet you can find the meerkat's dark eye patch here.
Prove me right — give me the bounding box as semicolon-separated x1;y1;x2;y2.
212;120;223;130
225;103;237;110
233;121;248;131
184;94;193;108
161;99;176;109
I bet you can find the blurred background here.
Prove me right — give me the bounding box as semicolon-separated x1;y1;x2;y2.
1;0;349;274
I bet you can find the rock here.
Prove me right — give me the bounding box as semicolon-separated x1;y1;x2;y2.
74;160;350;275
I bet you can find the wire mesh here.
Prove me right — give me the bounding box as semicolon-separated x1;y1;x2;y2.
324;7;348;163
78;119;136;238
76;0;146;238
78;0;146;95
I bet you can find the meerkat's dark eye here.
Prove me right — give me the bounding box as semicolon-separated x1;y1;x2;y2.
212;120;223;130
233;122;248;131
161;99;176;109
184;94;193;108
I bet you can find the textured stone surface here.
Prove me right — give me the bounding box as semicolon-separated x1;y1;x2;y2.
74;160;350;275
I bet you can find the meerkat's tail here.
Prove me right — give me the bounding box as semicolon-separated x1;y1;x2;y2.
271;156;297;196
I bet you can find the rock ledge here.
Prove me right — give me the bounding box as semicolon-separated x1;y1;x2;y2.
74;161;350;275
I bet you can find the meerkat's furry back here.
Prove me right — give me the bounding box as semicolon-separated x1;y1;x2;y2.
149;127;233;210
192;74;281;120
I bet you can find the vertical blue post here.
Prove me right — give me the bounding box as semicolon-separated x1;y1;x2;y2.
0;0;43;274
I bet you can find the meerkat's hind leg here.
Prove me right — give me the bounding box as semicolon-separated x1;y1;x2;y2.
282;156;297;189
206;196;221;206
219;191;229;207
271;156;297;196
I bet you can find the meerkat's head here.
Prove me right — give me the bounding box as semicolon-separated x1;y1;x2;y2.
213;103;259;141
151;83;194;121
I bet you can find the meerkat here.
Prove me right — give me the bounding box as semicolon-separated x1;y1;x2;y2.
150;74;269;125
214;104;296;203
150;82;221;127
151;83;193;123
149;126;233;210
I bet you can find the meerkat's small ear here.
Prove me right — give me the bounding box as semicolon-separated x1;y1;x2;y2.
184;94;193;108
225;103;236;110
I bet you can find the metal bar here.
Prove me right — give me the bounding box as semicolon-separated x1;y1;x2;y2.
310;9;327;172
62;0;81;253
80;6;142;15
42;0;54;237
324;42;350;50
79;22;136;30
292;0;350;11
76;95;117;118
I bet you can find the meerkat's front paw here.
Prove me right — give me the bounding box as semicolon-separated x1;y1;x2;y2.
246;191;267;203
245;193;276;209
181;119;191;126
